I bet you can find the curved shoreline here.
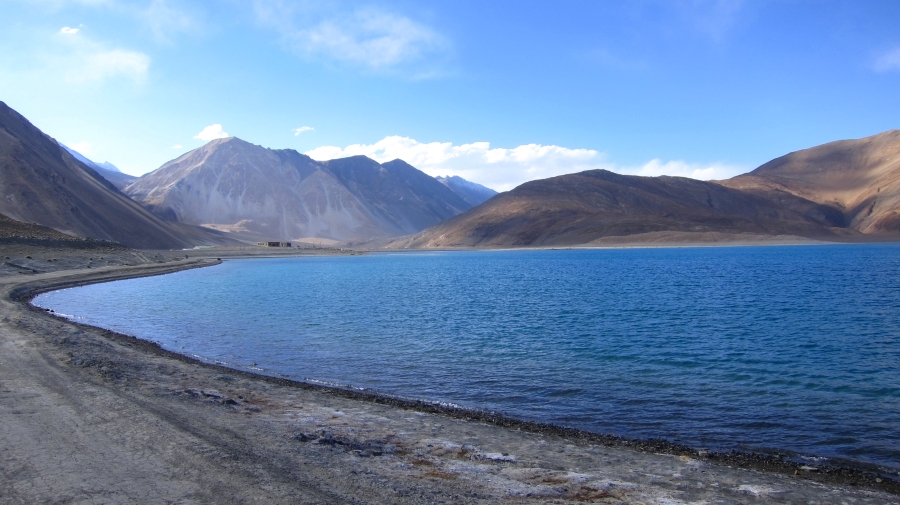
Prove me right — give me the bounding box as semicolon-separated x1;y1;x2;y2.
10;257;898;497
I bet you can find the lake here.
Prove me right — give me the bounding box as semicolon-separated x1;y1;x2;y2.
34;244;900;471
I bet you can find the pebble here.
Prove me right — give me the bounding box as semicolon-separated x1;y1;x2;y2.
293;433;317;442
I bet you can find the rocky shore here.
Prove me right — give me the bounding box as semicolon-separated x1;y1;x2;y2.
1;245;897;504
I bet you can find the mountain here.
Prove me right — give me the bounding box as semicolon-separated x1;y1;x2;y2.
0;101;232;249
436;175;497;206
392;169;847;248
60;144;118;172
126;141;478;241
60;144;138;191
717;130;900;234
95;161;120;172
91;165;138;191
126;137;385;241
322;157;472;233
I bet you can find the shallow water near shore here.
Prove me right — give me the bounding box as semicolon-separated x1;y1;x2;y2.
35;244;900;471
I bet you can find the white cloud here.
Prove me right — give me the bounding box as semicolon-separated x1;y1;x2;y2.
293;126;314;135
172;144;182;149
68;141;94;156
254;3;450;73
629;159;744;180
60;26;79;35
305;136;747;192
194;124;229;141
875;47;900;73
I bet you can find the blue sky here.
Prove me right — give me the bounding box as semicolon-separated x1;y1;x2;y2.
1;0;899;190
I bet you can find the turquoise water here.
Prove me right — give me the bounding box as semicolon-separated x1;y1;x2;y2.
34;245;900;470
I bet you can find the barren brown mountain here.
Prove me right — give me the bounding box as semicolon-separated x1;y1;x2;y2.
0;102;233;249
719;130;900;234
394;169;848;248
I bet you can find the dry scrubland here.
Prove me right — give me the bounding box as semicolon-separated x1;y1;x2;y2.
0;235;897;504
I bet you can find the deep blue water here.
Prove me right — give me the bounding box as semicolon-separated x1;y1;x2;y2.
34;245;900;471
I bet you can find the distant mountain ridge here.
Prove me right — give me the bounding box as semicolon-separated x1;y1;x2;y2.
60;143;138;191
6;96;895;249
126;138;483;241
436;175;497;206
0;101;233;249
60;145;121;172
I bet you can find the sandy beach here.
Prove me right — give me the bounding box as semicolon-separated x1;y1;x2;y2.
1;245;897;504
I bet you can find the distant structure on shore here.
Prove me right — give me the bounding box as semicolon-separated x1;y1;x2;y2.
257;241;292;247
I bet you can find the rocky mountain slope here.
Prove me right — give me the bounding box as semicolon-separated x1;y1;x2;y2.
126;137;383;241
0;101;232;249
436;175;497;206
718;130;900;234
0;211;93;243
127;140;479;241
392;169;849;248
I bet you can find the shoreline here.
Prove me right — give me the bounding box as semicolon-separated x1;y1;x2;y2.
2;249;898;503
369;232;900;253
22;257;900;481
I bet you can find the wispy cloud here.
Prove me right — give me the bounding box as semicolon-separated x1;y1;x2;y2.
253;2;450;75
140;0;200;43
77;49;149;82
194;124;228;141
172;144;183;149
875;47;900;73
293;126;314;135
305;136;746;191
56;29;149;83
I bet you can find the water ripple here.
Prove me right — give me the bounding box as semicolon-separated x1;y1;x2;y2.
34;244;900;471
